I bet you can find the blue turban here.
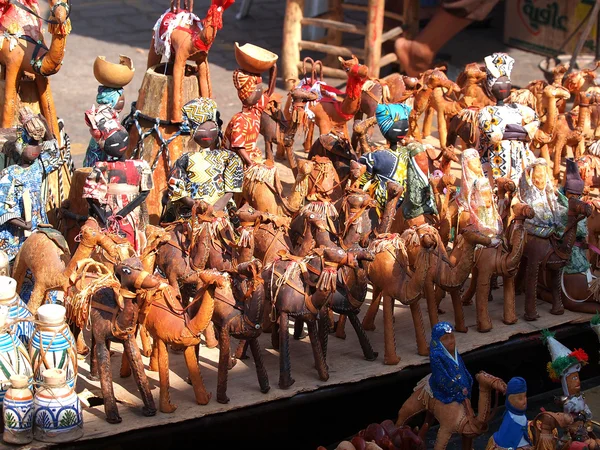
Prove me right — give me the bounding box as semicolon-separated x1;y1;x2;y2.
506;377;527;396
431;321;454;342
97;86;124;107
375;103;412;136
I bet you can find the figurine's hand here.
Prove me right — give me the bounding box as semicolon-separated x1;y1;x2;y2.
534;129;553;144
490;237;501;247
7;218;32;231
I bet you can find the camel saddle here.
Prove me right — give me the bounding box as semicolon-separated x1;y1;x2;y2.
36;226;70;256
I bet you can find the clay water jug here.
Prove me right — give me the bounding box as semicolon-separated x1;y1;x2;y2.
29;305;77;389
0;304;32;405
33;368;83;443
3;374;33;444
0;277;33;345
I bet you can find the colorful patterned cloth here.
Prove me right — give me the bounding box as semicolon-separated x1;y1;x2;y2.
519;159;566;238
457;148;503;237
429;322;473;405
478;103;539;183
402;144;438;220
358;144;412;215
0;0;42;48
182;97;219;132
233;69;262;102
83;86;124;168
0;140;60;261
83;159;152;252
223;94;268;163
375;103;412;136
168;148;243;208
557;189;590;275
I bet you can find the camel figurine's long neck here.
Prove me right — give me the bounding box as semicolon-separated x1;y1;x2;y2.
186;284;217;336
40;21;71;76
285;170;311;212
115;292;138;337
377;191;403;235
578;102;593;137
341;73;365;116
404;248;430;303
542;94;560;135
502;218;527;274
63;239;97;283
558;213;583;258
436;236;477;289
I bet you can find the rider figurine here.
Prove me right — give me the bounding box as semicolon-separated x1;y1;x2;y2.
478;53;545;186
83;104;152;252
486;377;531;450
542;329;599;449
166;97;244;219
429;322;473;405
358;102;417;216
0;107;61;262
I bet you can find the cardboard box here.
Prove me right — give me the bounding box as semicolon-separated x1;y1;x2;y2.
504;0;597;57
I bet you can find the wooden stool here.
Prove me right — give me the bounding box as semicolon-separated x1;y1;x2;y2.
281;0;419;90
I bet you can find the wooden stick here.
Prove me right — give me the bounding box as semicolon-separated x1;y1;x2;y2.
282;0;305;91
299;40;365;59
23;188;32;237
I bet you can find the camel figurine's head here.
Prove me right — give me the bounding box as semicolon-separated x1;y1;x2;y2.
338;55;369;80
49;0;70;25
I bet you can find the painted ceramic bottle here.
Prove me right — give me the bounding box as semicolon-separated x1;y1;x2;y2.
33;368;83;443
0;304;33;405
29;305;77;389
3;374;34;444
0;276;34;345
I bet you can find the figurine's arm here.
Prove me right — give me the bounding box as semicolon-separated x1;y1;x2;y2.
167;154;193;205
40;139;62;175
0;172;30;229
212;152;244;212
87;198;108;226
358;152;377;187
518;104;541;139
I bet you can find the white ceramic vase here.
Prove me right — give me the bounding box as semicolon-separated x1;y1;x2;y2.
0;304;32;405
33;368;83;443
0;277;33;345
3;374;34;444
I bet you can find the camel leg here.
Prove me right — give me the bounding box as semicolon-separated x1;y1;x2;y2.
149;340;159;372
306;320;329;381
217;327;232;404
425;276;439;328
171;52;187;123
293;317;305;340
437;107;448;149
451;289;468;333
474;271;493;332
348;312;378;361
553;139;566;180
157;339;177;413
549;269;565;315
433;424;454;450
410;302;429;356
90;333;99;380
335;314;347;339
76;331;89;356
278;312;294;389
139;325;153;357
395;389;426;426
264;140;274;163
96;337;121;424
123;336;157;416
540;144;553;177
304;122;314;153
147;36;162;68
184;344;211;405
120;351;131;378
461;436;473;450
271;320;280;351
318;311;329;369
26;284;47;315
383;296;401;364
249;338;270;394
198;59;211;99
35;75;60;141
524;260;541;321
204;322;218;348
234;339;249;360
423;107;434;138
363;290;382;331
502;275;518;325
1;63;19;128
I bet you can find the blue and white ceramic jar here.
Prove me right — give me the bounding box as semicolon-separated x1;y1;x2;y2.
3;374;34;444
0;277;34;345
0;304;33;405
29;305;77;389
33;368;83;443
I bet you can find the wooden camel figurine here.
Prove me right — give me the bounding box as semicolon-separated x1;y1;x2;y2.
287;55;369;142
460;203;535;332
526;63;569;116
456;62;493;108
11;218;120;313
119;259;227;413
520;196;592;321
66;258;157;424
396;371;507;450
264;246;372;388
147;0;234;123
362;184;437;361
0;0;70;139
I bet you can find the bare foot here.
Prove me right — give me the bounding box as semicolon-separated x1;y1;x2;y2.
395;37;434;77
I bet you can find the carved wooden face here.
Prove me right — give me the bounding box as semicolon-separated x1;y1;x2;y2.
490;75;511;101
466;156;483;177
565;371;581;396
532;165;547;190
21;143;42;163
440;332;456;355
507;392;527;411
193;121;219;149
